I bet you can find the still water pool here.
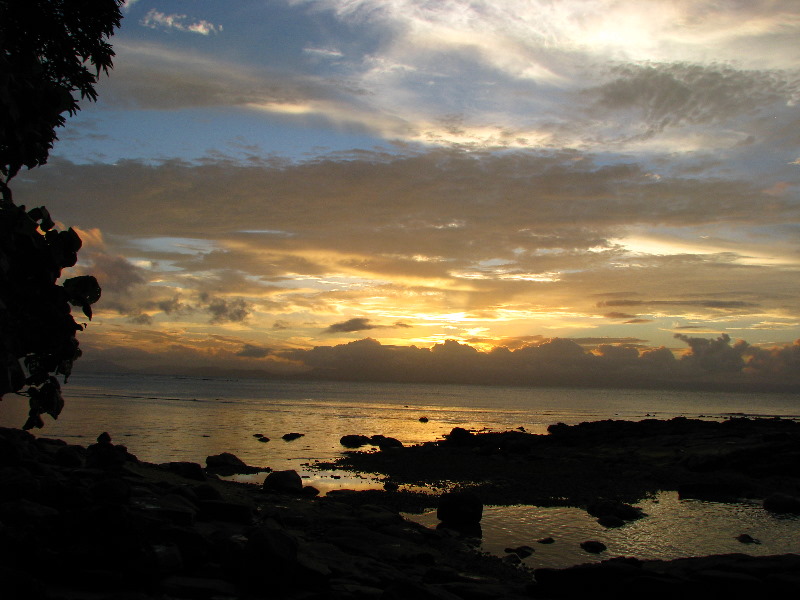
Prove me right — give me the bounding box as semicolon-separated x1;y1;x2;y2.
406;491;800;569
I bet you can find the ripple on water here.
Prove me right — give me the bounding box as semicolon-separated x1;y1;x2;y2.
405;491;800;569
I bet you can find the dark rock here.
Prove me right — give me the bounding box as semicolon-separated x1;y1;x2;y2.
257;436;270;442
370;434;403;449
140;505;196;527
90;477;131;504
586;499;644;521
0;498;60;524
160;525;210;568
282;432;304;441
444;427;474;445
437;491;482;526
150;543;183;574
537;537;555;544
505;545;534;558
436;521;482;538
162;461;207;481
53;444;85;468
301;485;320;497
382;580;463;600
205;452;262;475
765;572;800;593
206;452;247;470
736;533;760;544
0;466;39;500
263;469;303;494
423;567;463;584
85;433;134;469
419;417;429;423
443;580;528;599
242;525;301;592
597;514;626;528
677;481;747;502
295;552;332;591
197;499;253;524
340;434;372;448
0;566;47;600
580;540;607;553
0;436;23;467
694;569;761;592
192;483;223;501
763;493;800;513
161;575;237;599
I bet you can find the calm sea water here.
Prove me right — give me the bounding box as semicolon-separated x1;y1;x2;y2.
2;372;799;567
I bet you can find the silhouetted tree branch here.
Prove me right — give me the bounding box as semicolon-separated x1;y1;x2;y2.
0;0;122;428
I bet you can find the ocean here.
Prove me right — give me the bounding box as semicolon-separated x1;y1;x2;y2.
1;372;799;568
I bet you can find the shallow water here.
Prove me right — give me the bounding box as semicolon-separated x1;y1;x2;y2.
406;491;800;569
2;373;799;567
2;373;798;472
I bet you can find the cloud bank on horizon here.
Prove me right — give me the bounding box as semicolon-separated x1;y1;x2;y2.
13;0;800;389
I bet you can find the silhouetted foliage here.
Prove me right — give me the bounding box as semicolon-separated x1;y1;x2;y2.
0;0;122;179
1;0;122;428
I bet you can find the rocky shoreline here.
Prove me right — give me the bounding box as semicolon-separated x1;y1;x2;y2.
329;416;800;509
1;418;799;599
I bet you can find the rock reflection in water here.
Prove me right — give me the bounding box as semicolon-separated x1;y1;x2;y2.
405;491;800;569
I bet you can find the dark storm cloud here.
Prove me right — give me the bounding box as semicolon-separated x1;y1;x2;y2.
128;311;153;326
205;297;252;324
325;318;376;333
24;151;795;245
157;296;188;315
87;253;147;295
569;337;648;347
272;335;800;390
237;344;271;358
586;63;797;136
324;318;412;334
673;333;746;373
78;326;800;392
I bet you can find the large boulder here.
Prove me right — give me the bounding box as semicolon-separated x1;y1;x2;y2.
206;452;265;475
340;434;372;448
436;491;482;526
580;540;607;554
370;435;403;450
163;461;207;481
85;432;137;469
444;427;474;446
262;470;303;494
586;499;644;522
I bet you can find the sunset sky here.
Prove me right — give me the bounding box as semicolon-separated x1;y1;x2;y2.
14;0;800;386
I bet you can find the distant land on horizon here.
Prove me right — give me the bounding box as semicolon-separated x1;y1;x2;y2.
77;357;800;395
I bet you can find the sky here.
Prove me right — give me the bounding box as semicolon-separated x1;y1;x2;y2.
13;0;800;388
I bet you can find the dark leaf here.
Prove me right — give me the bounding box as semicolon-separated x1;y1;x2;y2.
63;275;102;313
